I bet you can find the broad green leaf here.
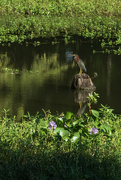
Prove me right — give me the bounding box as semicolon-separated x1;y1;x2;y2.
54;127;70;138
71;132;80;143
62;135;70;142
64;111;74;120
57;117;63;123
60;129;70;137
73;120;80;126
54;127;62;134
91;110;99;118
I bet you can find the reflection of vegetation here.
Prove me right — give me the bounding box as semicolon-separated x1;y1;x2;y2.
32;53;67;75
21;53;68;86
0;52;68;118
0;53;10;69
0;53;19;73
2;67;19;74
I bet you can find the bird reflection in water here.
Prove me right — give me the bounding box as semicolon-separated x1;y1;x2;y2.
73;89;95;117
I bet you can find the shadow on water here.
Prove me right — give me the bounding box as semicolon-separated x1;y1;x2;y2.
0;42;121;119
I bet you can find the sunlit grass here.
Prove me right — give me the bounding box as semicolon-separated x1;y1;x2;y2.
0;0;121;55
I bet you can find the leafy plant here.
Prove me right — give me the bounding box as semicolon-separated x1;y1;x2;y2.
0;0;121;54
0;99;120;179
87;92;99;115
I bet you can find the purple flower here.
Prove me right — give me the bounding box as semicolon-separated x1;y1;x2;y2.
64;124;67;128
90;127;98;134
48;121;57;130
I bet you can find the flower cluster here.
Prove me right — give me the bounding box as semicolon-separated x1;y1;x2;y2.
48;121;57;130
90;127;98;134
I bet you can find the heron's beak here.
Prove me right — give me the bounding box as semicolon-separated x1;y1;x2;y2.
69;54;76;56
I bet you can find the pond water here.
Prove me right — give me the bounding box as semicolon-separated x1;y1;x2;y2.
0;42;121;119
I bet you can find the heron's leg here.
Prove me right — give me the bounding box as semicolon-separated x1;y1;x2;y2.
79;68;82;75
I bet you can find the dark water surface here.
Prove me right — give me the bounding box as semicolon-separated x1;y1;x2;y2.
0;42;121;119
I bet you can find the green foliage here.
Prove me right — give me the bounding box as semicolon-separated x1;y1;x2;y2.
87;92;100;115
88;92;99;104
0;99;121;179
0;0;121;53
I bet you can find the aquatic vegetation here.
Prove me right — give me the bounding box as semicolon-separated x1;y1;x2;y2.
0;0;121;53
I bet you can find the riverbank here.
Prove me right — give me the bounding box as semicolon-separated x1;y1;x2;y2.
0;0;121;53
0;103;121;179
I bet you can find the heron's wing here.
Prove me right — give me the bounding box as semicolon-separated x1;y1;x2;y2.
77;60;87;72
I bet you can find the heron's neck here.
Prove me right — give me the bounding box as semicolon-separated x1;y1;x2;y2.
75;58;79;63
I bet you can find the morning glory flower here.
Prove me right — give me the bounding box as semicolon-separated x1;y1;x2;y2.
48;121;57;130
90;127;98;134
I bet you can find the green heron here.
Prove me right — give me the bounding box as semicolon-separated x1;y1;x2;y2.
72;54;87;75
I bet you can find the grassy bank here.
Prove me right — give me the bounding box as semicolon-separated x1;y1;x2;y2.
0;0;121;53
0;101;121;180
